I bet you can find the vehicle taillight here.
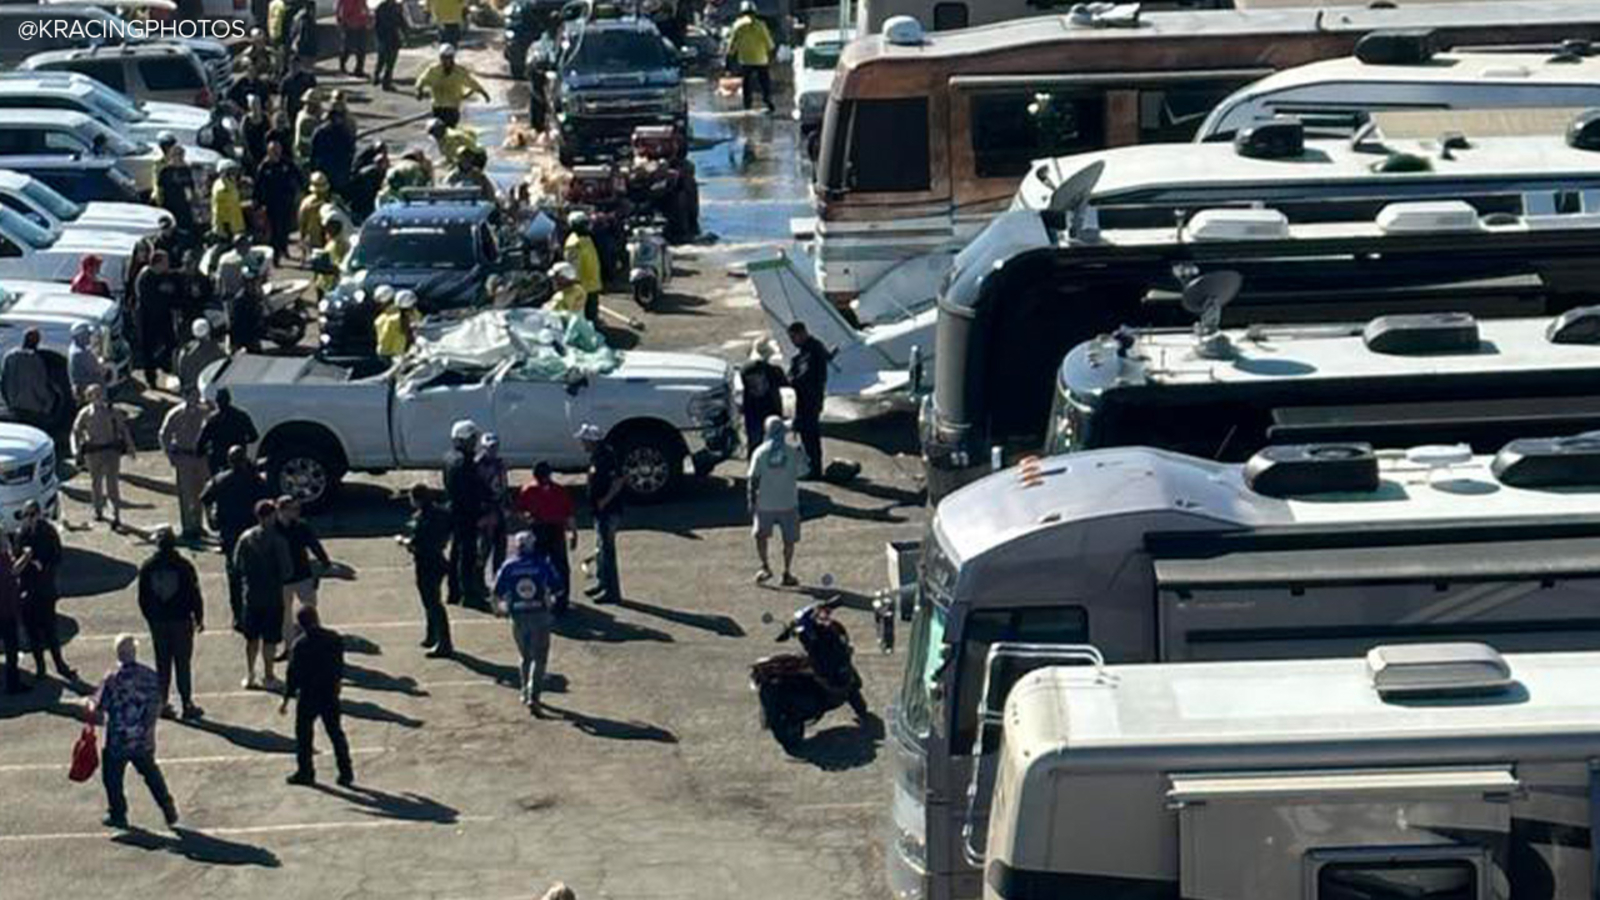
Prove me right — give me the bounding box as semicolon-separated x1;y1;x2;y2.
196;87;213;108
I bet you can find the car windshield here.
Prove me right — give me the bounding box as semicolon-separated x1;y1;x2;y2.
21;177;82;221
83;118;143;155
0;207;56;248
82;84;144;122
804;40;842;70
565;29;674;73
348;224;475;270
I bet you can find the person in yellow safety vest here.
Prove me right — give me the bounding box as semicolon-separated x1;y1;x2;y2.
545;263;586;316
314;216;350;293
427;118;478;169
727;1;776;113
211;160;247;240
562;211;603;324
415;44;489;128
374;287;422;358
426;0;467;50
298;172;332;259
268;0;291;44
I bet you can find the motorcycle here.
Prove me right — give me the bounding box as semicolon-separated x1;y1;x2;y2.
626;217;671;309
750;594;867;750
199;242;313;350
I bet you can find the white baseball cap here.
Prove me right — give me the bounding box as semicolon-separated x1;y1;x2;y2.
192;318;211;338
450;419;479;442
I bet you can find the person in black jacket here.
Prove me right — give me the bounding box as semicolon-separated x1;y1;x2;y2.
279;606;353;787
16;501;75;683
443;420;487;607
310;107;357;197
254;141;305;263
137;527;205;720
785;321;831;480
400;483;453;655
133;250;182;387
196;389;260;476
739;338;787;457
371;0;407;92
200;446;268;632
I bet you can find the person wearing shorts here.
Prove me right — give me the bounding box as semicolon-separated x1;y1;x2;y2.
748;415;805;587
233;500;292;690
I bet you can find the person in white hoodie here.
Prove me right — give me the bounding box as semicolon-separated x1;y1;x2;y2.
747;415;805;587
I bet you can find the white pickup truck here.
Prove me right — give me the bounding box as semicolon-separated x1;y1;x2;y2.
200;309;740;509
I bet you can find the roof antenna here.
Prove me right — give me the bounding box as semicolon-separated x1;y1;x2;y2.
1182;270;1243;360
1046;159;1105;241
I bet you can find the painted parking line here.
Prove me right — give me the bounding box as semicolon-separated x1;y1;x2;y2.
0;814;497;843
0;748;386;775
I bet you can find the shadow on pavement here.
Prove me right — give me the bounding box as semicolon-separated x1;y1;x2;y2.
340;697;424;729
789;713;883;772
120;471;178;498
447;649;519;686
649;291;710;316
617;597;745;637
59;548;138;597
113;826;281;868
186;716;298;754
0;675;91;720
340;634;384;656
543;702;678;743
343;663;427;697
552;604;673;643
305;483;411;540
312;783;460;823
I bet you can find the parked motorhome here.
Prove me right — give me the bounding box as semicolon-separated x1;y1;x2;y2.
889;439;1600;900
983;647;1600;900
850;0;1230;36
804;2;1600;325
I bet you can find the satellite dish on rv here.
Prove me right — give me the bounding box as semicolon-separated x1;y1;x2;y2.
1182;270;1244;359
1047;160;1106;240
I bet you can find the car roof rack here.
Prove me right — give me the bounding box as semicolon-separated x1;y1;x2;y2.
394;187;490;205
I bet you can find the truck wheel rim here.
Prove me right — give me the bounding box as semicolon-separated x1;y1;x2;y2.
281;457;327;502
624;446;668;495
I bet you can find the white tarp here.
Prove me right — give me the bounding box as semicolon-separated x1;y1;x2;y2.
397;308;621;396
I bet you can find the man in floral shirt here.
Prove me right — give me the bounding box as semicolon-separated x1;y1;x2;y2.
90;635;179;830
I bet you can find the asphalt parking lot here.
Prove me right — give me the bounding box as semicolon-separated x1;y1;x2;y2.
0;34;927;900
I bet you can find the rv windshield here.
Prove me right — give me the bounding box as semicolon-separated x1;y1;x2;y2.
818;97;930;195
898;537;956;738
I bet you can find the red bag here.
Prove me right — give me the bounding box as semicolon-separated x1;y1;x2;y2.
68;723;99;783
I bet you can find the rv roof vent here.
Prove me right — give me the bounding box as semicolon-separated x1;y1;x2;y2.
1362;312;1479;355
1478;65;1531;80
1490;432;1600;488
1550;39;1593;63
1376;201;1481;235
1185;208;1289;242
881;15;924;46
1243;443;1379;497
1567;109;1600;152
1354;29;1440;66
1547;306;1600;344
1233;119;1304;160
1367;643;1511;699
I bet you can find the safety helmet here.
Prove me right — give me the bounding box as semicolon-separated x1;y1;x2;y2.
439;43;457;57
426;118;448;136
192;318;211;339
372;284;396;305
567;210;590;228
514;531;537;555
310;171;330;188
450;419;479;443
396;289;418;310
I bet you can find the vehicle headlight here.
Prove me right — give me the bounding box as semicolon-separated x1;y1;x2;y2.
0;462;37;486
687;384;731;422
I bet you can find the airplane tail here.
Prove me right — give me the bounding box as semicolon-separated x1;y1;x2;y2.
746;248;865;358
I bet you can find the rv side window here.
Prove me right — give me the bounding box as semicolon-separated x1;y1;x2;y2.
970;90;1106;179
1137;80;1259;143
844;98;930;193
953;606;1088;749
1316;858;1475;900
931;2;968;30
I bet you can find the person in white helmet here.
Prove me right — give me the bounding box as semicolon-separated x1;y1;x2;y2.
444;420;489;606
415;43;487;128
727;0;777;113
373;287;420;358
545;262;586;316
175;318;227;395
563;211;603;323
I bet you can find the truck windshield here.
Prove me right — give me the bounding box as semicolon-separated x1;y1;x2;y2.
21;177;81;221
565;30;675;73
898;535;957;738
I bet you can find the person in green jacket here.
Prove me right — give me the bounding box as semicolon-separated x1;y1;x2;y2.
727;1;775;112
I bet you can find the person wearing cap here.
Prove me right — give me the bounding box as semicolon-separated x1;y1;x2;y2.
72;384;136;527
176;319;226;396
786;320;830;480
212;160;247;241
137;527;206;720
335;0;372;77
255;140;305;263
16;499;74;683
1;329;64;437
578;424;624;604
727;0;776;113
515;462;576;614
545;262;586;316
426;0;467;51
374;288;420;358
444;420;489;606
416;45;489;129
400;483;454;656
427;117;479;168
477;431;510;575
739;338;787;457
281;55;319;125
234;498;291;690
68;322;107;406
747;415;804;586
294;92;323;166
563;211;603;323
133;250;182;388
372;0;409;91
161;386;213;540
493;530;562;715
70;254;112;298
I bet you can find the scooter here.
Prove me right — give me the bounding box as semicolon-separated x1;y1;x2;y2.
199;242;314;350
750;596;863;750
627;218;671;310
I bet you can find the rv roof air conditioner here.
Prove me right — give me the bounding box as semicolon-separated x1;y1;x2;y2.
1366;643;1512;699
1566;108;1600;151
1546;306;1600;344
1185;208;1289;242
1233;119;1303;160
1362;312;1480;355
1376;200;1481;234
1490;432;1600;488
1354;29;1440;66
881;15;924;46
1243;443;1379;498
1067;2;1142;29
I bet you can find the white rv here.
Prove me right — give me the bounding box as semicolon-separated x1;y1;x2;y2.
984;646;1600;900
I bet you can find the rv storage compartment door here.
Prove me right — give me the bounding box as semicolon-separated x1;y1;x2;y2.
1169;767;1516;900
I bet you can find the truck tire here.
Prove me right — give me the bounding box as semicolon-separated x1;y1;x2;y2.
614;424;684;503
263;430;345;513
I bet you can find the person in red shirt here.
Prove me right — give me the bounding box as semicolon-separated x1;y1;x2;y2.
335;0;372;78
515;462;575;614
70;255;112;298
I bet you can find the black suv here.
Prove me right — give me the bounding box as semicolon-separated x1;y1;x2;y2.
318;191;508;359
543;16;688;165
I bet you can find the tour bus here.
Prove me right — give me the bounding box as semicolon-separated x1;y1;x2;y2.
1046;310;1600;460
806;1;1600;324
890;438;1600;899
983;646;1600;900
1196;46;1600;142
922;121;1600;500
